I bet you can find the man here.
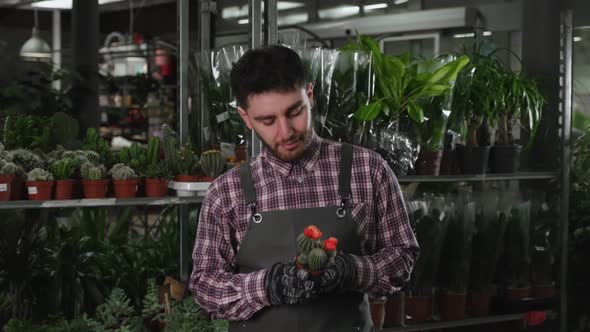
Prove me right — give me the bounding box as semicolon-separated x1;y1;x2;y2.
189;45;419;332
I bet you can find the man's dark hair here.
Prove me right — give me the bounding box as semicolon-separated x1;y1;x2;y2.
230;45;306;109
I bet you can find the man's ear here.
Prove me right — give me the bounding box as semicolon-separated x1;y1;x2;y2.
237;106;253;130
306;82;314;109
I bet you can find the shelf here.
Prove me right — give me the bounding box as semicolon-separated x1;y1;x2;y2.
381;313;524;331
397;172;557;183
0;196;203;209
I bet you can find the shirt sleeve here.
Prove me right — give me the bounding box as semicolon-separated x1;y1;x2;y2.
189;184;270;320
351;158;420;295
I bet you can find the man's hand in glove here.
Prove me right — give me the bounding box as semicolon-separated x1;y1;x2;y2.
315;252;357;294
265;259;317;305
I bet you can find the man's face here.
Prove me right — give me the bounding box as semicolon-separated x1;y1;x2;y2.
237;83;314;162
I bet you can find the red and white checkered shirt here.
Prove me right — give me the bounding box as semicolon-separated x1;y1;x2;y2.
189;131;419;321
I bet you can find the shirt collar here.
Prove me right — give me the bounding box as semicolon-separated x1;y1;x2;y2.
261;131;322;177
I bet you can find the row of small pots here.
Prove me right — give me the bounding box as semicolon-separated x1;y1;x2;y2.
416;144;522;176
370;284;555;329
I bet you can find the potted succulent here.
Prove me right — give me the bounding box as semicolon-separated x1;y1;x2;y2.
25;167;55;200
162;124;200;182
80;162;109;198
109;163;139;198
144;161;171;198
49;157;77;200
0;161;25;201
295;225;338;276
199;150;224;182
490;71;544;173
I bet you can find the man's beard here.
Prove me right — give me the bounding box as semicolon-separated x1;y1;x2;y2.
258;130;312;162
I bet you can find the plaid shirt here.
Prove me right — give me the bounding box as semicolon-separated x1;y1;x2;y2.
189;132;419;321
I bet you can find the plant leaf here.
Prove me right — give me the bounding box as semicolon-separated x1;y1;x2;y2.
354;101;382;121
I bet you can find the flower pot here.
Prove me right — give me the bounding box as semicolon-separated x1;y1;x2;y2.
26;181;55;201
200;176;215;182
383;292;404;327
235;144;248;161
532;284;555;299
467;290;490;317
0;174;14;201
439;150;458;175
54;179;76;200
295;259;322;276
438;291;466;321
457;145;490;174
112;179;139;198
506;287;531;302
404;295;432;324
11;176;24;200
370;301;386;330
82;179;110;199
175;174;200;182
415;150;443;175
490;145;522;173
145;178;169;197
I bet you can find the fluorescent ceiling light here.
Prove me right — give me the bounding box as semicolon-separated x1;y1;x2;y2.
574;36;583;42
238;19;249;25
31;0;123;9
318;5;360;20
453;31;492;38
394;0;409;5
575;26;590;30
364;3;388;11
278;13;308;26
222;2;304;19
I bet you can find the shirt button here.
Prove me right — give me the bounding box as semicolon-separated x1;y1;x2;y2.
297;177;303;183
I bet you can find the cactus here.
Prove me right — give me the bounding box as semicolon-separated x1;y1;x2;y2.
296;233;321;255
49;158;76;180
81;162;106;180
296;253;308;267
146;136;161;166
109;163;137;180
0;162;24;176
200;150;224;178
9;149;45;172
50;112;79;147
27;168;54;182
307;247;328;272
177;143;198;175
144;160;170;180
162;124;179;176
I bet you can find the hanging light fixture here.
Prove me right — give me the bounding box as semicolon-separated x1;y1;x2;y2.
20;10;52;61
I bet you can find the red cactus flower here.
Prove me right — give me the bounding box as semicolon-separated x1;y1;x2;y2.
303;225;322;240
324;237;338;251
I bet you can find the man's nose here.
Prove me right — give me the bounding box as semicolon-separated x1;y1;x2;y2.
277;118;293;140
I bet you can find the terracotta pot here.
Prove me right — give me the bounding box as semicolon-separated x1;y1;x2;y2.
383;292;404;327
506;287;531;302
404;295;432;324
370;301;386;330
235;144;248;161
11;176;24;200
467;290;490;317
174;174;200;182
82;179;110;199
145;178;169;197
438;291;466;321
0;174;14;201
112;179;139;198
295;259;322;276
54;179;76;200
26;181;55;201
415;150;443;175
532;285;555;299
200;176;215;182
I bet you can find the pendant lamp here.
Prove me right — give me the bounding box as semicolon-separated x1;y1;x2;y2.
20;10;52;61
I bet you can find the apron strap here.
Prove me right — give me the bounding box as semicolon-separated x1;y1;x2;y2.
239;162;257;206
338;143;354;202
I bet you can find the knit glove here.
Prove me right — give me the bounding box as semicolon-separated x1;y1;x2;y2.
265;259;317;305
315;252;357;294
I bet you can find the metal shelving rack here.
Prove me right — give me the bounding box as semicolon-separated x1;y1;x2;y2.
0;196;203;210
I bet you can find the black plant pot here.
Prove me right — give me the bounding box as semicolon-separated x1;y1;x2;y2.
457;145;490;174
490;145;522;173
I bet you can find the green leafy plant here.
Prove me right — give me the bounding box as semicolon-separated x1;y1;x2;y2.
141;278;163;321
92;288;141;331
164;298;214;332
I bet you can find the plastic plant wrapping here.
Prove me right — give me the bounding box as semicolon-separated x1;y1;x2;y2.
311;49;339;139
501;200;532;288
196;45;248;147
405;194;450;296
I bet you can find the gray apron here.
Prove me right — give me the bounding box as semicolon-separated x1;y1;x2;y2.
229;144;373;332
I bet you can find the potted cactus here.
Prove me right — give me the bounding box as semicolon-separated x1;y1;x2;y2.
109;163;139;198
295;226;337;276
199;150;224;182
144;161;171;198
81;162;109;198
162;124;200;182
0;161;25;201
49;157;77;200
25;167;54;200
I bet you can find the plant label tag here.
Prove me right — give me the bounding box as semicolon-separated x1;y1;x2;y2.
28;186;38;195
216;111;230;124
0;184;7;192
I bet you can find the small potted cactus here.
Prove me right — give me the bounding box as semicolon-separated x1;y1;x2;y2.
0;161;25;201
81;162;109;198
26;168;55;201
49;157;77;200
295;225;338;276
199;150;224;182
175;143;200;182
144;161;171;198
109;163;139;198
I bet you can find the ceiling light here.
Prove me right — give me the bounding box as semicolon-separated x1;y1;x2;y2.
453;31;492;38
318;5;360;20
20;10;51;61
31;0;123;9
574;36;583;42
238;19;249;25
278;13;308;25
393;0;408;5
364;3;388;11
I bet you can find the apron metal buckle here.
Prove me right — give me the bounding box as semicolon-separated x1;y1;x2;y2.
337;198;348;218
248;203;263;223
